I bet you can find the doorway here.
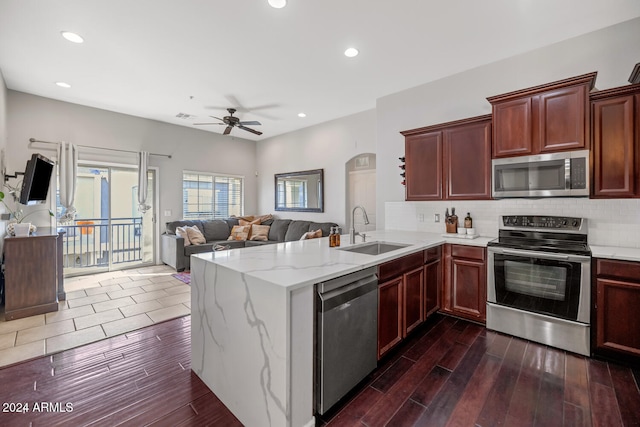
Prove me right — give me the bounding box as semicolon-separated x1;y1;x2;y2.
57;164;156;276
346;154;376;232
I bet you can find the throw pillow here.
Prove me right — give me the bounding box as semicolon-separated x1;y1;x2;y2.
299;229;323;240
176;226;191;247
228;225;251;241
186;225;206;245
250;225;270;241
239;218;261;239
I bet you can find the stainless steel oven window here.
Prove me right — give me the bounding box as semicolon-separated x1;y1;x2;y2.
503;260;567;301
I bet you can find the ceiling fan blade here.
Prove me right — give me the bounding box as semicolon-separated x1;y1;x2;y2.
193;122;225;125
238;121;261;126
223;126;233;135
238;125;263;136
209;116;225;121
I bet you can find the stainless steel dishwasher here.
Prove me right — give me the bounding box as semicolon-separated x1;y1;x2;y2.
315;267;378;415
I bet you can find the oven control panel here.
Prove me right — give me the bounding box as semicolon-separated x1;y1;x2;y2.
501;215;583;230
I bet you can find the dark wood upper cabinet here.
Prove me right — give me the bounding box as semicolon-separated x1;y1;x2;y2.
590;84;640;198
404;131;442;200
488;72;596;158
401;115;492;201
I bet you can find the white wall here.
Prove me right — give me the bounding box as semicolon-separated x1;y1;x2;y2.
377;17;640;230
256;109;376;227
5;91;257;227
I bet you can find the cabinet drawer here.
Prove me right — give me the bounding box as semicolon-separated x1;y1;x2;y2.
378;252;423;282
451;244;485;261
424;245;442;263
596;259;640;282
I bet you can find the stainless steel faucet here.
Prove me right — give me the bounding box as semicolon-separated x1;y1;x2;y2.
350;205;370;244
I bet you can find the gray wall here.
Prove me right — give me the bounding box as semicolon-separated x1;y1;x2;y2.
376;17;640;228
5;91;258;227
256;109;376;227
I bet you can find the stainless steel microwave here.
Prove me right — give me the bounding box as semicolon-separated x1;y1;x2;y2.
492;150;589;198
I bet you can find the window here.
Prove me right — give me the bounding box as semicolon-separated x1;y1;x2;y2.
183;172;243;220
276;179;308;209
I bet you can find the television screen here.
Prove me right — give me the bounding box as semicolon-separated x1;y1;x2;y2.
19;153;55;205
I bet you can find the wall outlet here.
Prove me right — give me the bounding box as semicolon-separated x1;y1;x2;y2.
434;214;440;222
164;210;172;217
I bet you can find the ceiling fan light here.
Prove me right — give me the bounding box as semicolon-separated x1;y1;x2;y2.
268;0;287;8
61;31;84;44
298;112;306;118
56;81;71;88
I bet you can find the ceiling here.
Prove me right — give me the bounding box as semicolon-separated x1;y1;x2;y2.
1;1;639;141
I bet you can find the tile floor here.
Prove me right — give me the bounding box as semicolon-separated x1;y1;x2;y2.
0;264;190;368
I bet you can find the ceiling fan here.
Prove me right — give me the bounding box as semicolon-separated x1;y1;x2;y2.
194;108;262;136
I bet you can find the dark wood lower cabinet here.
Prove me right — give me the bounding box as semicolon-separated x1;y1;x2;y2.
378;277;403;359
403;266;424;335
593;258;640;363
424;249;441;318
442;244;486;323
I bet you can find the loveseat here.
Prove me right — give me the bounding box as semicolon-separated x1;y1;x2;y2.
161;217;338;271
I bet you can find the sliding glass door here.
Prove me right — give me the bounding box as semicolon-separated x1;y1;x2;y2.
57;164;156;276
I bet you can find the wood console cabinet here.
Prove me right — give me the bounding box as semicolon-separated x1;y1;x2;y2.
4;229;63;320
591;84;640;198
401;115;491;201
441;244;486;323
488;72;596;158
593;258;640;363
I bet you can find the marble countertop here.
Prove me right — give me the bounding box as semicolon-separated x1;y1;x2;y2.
590;245;640;262
192;230;495;290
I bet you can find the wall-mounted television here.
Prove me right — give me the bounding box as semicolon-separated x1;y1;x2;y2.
19;153;55;205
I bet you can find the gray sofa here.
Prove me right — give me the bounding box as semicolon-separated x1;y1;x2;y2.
161;218;337;271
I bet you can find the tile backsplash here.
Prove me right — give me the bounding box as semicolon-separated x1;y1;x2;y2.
386;198;640;248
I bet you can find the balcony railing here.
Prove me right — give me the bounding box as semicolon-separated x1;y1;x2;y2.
57;217;143;268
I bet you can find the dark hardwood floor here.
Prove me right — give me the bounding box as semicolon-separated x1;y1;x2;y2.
1;314;638;426
319;315;640;427
0;316;242;426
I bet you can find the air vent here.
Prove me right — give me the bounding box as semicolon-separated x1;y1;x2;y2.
175;112;195;120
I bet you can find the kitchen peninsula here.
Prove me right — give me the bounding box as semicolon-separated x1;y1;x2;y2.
190;230;492;427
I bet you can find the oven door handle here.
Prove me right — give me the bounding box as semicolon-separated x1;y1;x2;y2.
491;247;590;262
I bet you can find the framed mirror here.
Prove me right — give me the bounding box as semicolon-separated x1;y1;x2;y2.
275;169;324;212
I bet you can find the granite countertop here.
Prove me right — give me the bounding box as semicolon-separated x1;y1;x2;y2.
193;230;494;290
590;245;640;262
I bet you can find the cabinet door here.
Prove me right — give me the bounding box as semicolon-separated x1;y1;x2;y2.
403;267;424;336
450;258;486;322
537;85;588;153
596;278;640;357
424;258;441;318
378;277;403;359
444;120;492;199
405;132;442;200
592;95;636;197
492;97;533;157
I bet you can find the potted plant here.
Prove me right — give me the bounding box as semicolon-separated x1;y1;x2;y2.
0;190;54;236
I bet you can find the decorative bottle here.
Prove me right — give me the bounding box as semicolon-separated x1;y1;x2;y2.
335;227;341;247
464;212;472;228
329;227;336;247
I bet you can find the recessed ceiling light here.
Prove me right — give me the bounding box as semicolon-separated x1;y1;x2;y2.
61;31;84;44
344;48;359;58
56;82;71;88
298;112;307;118
268;0;287;8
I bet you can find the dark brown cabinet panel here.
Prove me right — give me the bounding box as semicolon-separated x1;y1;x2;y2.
403;267;424;336
404;132;442;200
378;276;403;359
401;115;492;201
424;257;441;318
593;258;640;362
537;85;588;152
492;97;533;157
443;120;492;199
488;72;596;158
591;85;640;198
442;244;486;323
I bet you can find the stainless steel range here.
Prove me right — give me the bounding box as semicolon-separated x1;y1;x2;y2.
487;215;591;356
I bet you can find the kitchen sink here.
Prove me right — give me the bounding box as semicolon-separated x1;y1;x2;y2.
338;241;410;256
